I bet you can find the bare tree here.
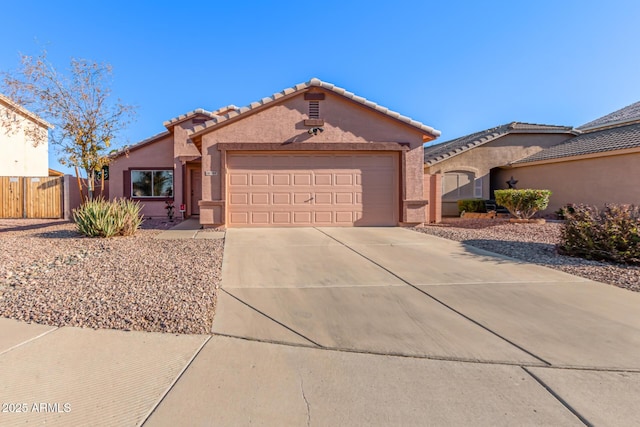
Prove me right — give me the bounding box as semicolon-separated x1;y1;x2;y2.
1;50;135;200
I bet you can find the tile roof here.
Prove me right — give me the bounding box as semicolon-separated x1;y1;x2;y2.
188;78;441;139
578;101;640;131
514;122;640;164
163;108;225;128
424;122;575;166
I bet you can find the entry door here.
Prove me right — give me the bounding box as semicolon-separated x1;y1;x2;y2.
190;168;202;215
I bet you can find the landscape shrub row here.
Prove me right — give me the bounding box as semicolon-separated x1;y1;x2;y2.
559;204;640;265
457;199;486;214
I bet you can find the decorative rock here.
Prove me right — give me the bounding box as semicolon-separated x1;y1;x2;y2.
413;218;639;293
0;219;223;334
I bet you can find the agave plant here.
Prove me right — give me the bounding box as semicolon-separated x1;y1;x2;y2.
73;197;143;237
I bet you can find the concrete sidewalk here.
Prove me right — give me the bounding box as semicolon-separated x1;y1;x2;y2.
153;218;225;240
0;318;208;426
2;227;640;426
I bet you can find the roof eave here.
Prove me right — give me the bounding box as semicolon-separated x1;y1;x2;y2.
578;118;640;133
0;94;54;129
511;145;640;167
162;109;216;129
423;124;579;165
424;132;510;166
509;128;580;135
187;78;441;140
109;130;171;159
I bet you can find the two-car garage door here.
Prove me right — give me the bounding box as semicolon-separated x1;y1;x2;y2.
227;153;398;227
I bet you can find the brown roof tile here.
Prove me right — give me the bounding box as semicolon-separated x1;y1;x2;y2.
578;101;640;131
424;122;575;166
514;122;640;164
162;107;237;128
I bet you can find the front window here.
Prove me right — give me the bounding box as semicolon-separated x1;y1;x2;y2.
131;170;173;197
442;171;474;201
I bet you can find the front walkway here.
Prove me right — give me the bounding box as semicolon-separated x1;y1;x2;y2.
153;218;225;240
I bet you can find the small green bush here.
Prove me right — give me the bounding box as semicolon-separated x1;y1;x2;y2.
559;204;640;264
457;199;486;214
73;197;143;238
494;189;551;219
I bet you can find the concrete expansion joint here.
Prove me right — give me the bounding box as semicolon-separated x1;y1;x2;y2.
219;289;323;347
210;333;640;377
140;335;212;426
211;332;321;350
312;228;553;367
0;326;59;357
529;364;640;374
522;366;592;427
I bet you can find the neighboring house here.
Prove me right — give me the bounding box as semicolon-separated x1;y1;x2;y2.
495;102;640;213
425;101;640;216
423;123;576;216
110;78;441;227
0;93;52;176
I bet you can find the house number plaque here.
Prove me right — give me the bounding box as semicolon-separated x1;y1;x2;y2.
205;171;218;176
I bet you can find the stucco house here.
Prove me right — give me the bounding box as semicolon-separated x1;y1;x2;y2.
423;123;576;216
110;78;441;227
0;93;52;176
424;101;640;216
495;101;640;213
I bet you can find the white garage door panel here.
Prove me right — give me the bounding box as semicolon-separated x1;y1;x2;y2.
227;153;397;227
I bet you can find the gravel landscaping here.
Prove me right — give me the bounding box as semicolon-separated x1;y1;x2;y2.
2;217;637;334
413;218;640;292
0;218;223;334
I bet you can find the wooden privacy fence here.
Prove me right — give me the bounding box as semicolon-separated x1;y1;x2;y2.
1;176;63;218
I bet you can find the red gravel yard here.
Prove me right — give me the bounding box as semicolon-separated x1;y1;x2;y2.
0;219;223;334
2;217;638;335
414;218;640;292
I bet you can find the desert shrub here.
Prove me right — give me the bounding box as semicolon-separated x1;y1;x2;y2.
494;189;551;219
559;204;640;264
555;204;576;220
457;199;486;214
118;198;144;236
73;197;143;237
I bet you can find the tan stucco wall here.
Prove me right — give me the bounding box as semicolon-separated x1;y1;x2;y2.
112;91;434;226
494;151;640;214
109;135;176;218
199;91;429;226
424;174;442;223
425;133;574;216
0;101;49;176
204;93;423;144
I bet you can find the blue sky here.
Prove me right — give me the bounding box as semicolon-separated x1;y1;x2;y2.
2;0;640;175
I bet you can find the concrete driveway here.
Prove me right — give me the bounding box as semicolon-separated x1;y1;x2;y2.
149;227;640;426
3;227;640;426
